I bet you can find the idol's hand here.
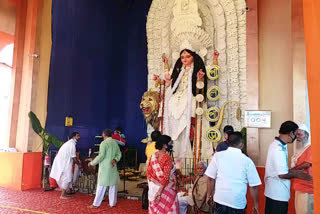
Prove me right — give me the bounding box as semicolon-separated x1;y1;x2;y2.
165;79;172;85
165;73;172;85
153;74;160;81
213;50;219;59
165;73;171;81
162;55;168;64
88;162;91;168
197;69;205;79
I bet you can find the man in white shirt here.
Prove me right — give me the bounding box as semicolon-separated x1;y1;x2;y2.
264;121;312;214
50;132;81;199
205;132;261;214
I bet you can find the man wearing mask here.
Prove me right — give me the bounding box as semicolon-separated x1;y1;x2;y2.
264;121;312;214
291;124;313;214
50;132;81;199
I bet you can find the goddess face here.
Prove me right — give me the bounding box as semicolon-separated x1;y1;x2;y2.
181;50;194;67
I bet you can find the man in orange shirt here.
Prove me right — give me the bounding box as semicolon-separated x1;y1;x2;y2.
291;124;313;214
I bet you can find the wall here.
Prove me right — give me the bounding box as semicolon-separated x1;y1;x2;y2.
0;0;16;35
0;152;23;189
292;0;308;154
258;0;293;166
0;0;15;148
0;152;42;190
246;0;259;164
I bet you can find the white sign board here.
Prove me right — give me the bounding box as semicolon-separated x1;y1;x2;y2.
244;110;272;128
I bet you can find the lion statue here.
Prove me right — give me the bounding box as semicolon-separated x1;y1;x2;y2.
140;89;160;130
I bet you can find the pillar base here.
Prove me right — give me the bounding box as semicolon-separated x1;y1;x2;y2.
0;152;42;190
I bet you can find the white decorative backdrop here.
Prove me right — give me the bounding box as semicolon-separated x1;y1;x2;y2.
147;0;246;158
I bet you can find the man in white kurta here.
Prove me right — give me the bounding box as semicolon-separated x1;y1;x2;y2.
50;132;80;199
88;129;122;208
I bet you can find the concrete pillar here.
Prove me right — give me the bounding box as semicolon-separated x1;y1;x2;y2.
8;0;51;152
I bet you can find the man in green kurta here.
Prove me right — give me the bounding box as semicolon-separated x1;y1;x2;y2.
88;129;121;208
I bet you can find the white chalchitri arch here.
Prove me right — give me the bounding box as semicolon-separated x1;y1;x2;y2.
146;0;246;158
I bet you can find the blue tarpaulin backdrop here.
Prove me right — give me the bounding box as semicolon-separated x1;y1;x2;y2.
46;0;152;163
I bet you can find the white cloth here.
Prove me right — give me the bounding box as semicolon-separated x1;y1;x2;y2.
57;172;71;190
264;138;291;202
148;180;160;201
69;164;80;189
178;194;189;214
50;139;76;190
72;164;80;184
163;66;194;160
295;191;314;214
205;147;261;209
93;185;117;207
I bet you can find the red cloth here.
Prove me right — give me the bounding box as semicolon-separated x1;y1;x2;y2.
147;152;172;186
292;146;313;194
49;178;58;188
190;117;196;140
112;133;126;144
146;152;179;214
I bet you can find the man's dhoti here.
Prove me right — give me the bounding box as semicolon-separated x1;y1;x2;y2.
56;172;72;190
93;185;117;207
295;191;314;214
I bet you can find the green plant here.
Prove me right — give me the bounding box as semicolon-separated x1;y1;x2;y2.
28;111;64;154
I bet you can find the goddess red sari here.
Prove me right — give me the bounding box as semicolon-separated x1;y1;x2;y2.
147;152;179;214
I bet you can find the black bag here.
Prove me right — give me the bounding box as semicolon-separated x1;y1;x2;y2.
142;186;149;209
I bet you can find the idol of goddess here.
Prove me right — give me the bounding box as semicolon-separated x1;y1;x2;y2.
162;49;207;167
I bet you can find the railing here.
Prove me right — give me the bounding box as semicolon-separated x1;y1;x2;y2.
176;158;210;192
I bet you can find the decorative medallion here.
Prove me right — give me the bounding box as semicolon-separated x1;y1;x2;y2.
206;65;220;80
196;107;204;116
205;127;221;143
206;107;220;122
196;94;204;102
207;86;220;101
196;81;204;89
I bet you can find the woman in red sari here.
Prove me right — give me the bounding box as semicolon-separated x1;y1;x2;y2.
147;135;179;214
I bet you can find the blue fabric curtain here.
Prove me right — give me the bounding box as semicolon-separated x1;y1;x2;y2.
46;0;152;163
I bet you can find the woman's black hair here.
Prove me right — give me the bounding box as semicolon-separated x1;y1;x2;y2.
115;126;123;133
155;135;172;150
151;130;161;142
171;49;207;97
